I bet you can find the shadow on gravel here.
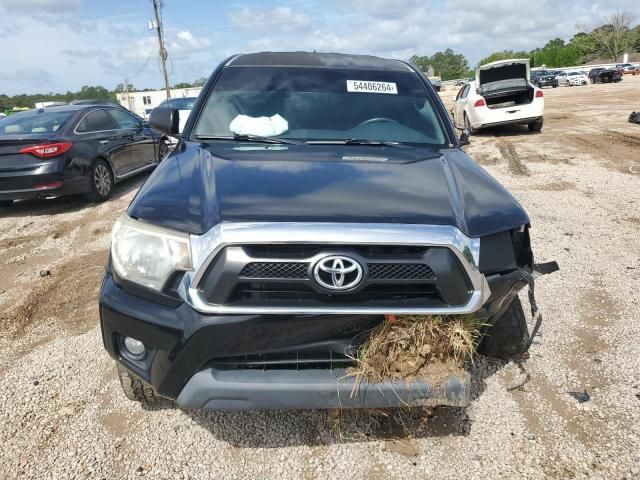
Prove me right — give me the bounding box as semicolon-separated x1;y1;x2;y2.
471;124;536;138
178;357;508;448
0;173;149;218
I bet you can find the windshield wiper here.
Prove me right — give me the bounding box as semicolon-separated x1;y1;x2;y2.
305;138;409;147
194;134;298;145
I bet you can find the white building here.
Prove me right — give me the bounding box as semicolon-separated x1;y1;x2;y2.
117;87;202;118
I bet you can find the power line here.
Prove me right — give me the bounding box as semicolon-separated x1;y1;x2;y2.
127;40;158;81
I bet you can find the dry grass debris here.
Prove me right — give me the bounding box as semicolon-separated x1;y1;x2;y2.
348;314;484;387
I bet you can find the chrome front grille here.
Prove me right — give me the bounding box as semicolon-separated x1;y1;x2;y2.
185;222;490;315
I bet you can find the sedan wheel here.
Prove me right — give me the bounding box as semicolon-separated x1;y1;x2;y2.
86;160;113;202
464;113;475;134
95;164;111;196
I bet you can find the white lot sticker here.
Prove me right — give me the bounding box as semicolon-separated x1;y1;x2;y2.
346;80;397;94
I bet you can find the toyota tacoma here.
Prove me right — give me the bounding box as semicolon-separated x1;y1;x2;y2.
100;52;548;410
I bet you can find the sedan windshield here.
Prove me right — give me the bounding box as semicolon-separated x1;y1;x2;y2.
0;110;72;136
193;66;447;146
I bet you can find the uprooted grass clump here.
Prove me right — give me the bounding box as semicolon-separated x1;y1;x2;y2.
348;314;484;386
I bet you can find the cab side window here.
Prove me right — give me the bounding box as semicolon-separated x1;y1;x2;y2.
109;109;140;130
75;109;119;133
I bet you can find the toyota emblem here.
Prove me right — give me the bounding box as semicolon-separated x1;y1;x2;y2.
313;255;363;291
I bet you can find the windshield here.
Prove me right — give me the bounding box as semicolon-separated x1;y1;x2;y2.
0;110;72;136
160;98;197;110
193;66;447;145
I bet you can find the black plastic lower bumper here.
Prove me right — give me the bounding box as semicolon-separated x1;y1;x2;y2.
100;267;527;410
176;368;470;410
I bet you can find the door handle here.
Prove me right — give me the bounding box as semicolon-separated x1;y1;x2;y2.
99;140;110;144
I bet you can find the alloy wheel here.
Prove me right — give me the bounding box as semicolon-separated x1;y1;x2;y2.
94;164;112;196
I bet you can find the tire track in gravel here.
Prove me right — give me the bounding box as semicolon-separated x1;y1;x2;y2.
497;140;530;176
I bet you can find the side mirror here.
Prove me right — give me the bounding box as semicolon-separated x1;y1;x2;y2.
452;96;458;103
459;130;470;146
149;108;180;136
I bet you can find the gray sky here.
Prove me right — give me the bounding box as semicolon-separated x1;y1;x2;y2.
0;0;637;95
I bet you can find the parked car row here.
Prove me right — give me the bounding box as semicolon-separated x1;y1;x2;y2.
0;103;169;206
532;67;623;87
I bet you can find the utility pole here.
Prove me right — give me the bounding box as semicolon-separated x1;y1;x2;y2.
123;78;133;111
151;0;171;100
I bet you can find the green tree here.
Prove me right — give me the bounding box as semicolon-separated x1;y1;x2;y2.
172;82;192;89
114;83;135;93
410;49;470;80
585;11;635;62
543;38;565;49
477;50;530;66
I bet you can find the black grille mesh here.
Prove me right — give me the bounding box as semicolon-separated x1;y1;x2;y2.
240;261;435;281
368;263;434;280
240;262;309;279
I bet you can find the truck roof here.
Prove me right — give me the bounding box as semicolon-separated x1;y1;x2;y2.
227;51;414;72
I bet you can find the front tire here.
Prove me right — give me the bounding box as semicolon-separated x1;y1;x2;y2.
116;365;163;406
86;159;113;202
478;296;530;358
156;137;169;163
463;113;476;134
528;117;543;132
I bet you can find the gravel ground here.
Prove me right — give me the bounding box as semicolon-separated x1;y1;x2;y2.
1;77;639;480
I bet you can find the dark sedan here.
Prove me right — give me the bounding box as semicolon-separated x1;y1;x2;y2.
0;104;169;206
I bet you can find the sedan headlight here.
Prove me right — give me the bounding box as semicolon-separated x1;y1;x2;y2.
111;214;192;291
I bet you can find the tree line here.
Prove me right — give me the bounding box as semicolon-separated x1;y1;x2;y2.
1;78;208;111
412;12;639;80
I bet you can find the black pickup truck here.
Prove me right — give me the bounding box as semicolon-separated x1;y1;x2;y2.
100;52;546;411
589;67;622;83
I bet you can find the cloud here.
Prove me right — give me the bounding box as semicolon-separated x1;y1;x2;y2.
1;0;639;96
229;6;311;32
0;0;81;13
171;30;211;52
61;48;112;59
0;68;55;90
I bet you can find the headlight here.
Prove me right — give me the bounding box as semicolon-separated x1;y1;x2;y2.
111;214;192;291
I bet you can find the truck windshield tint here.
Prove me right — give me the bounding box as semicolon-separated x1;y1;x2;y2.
0;110;72;136
193;67;447;146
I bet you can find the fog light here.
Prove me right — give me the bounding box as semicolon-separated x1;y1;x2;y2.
123;337;146;357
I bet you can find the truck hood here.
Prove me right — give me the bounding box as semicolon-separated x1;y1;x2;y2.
128;141;529;238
